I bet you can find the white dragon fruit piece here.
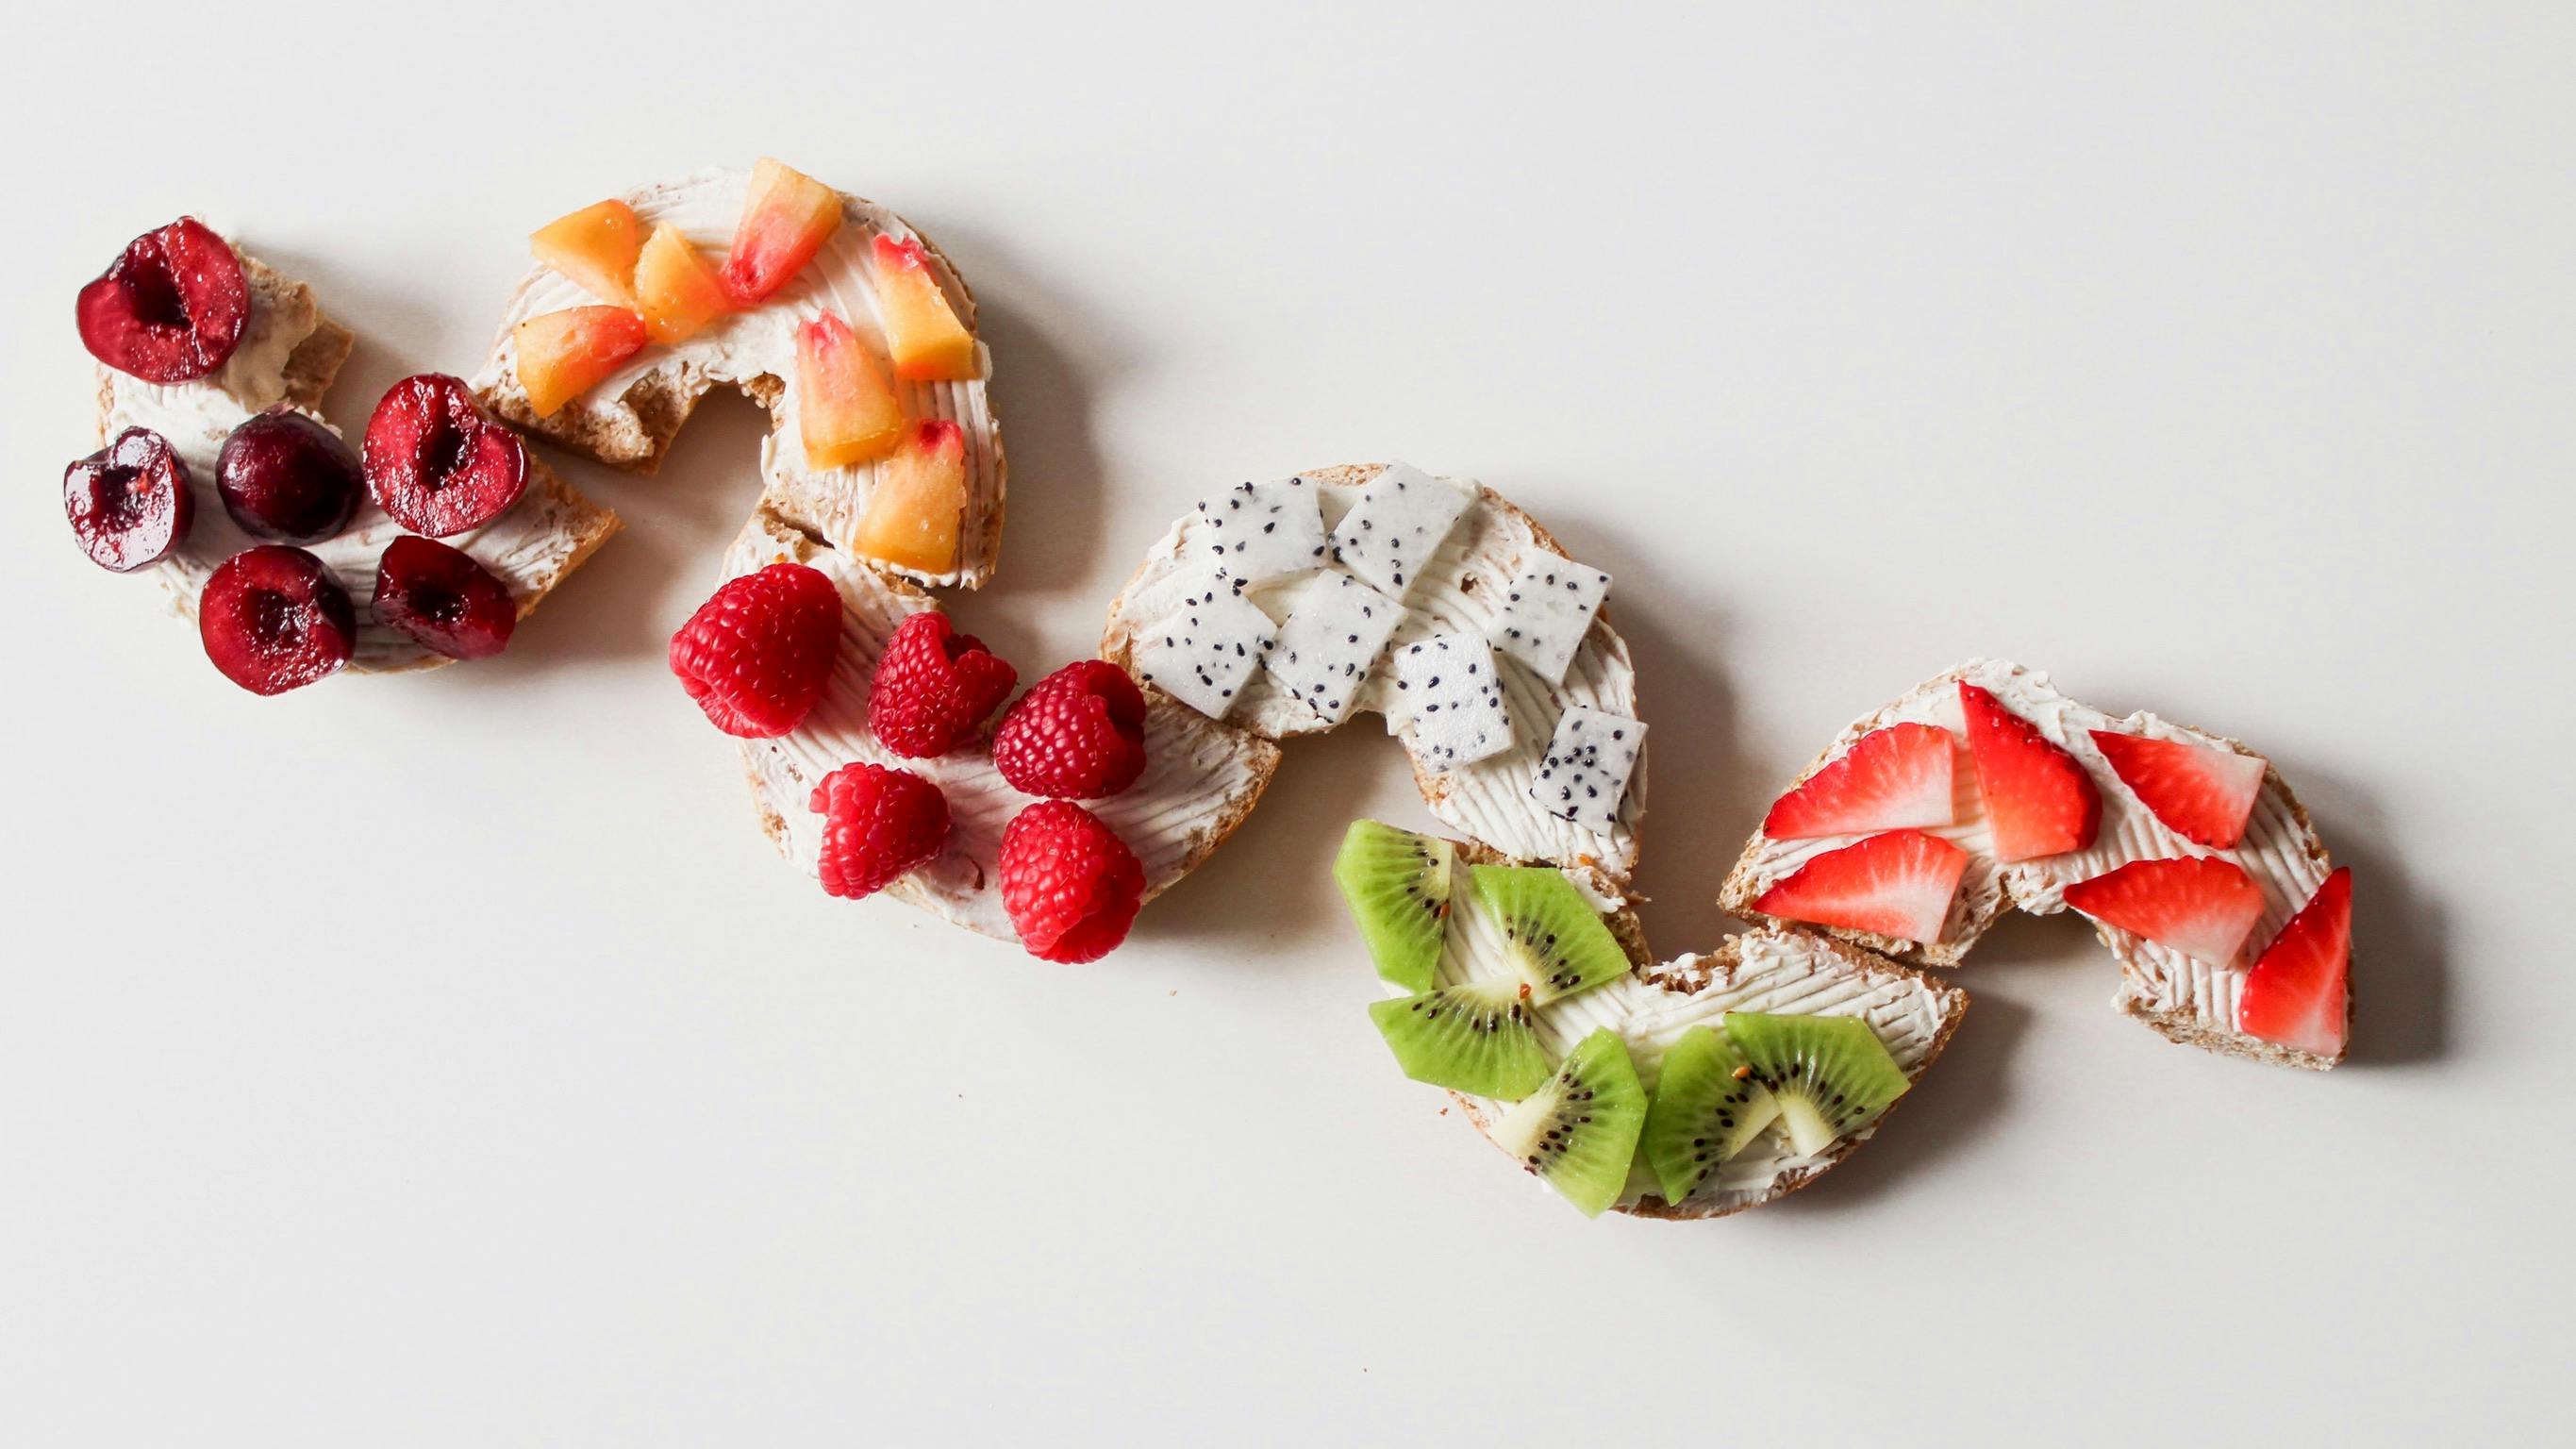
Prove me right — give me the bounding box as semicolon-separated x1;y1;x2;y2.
1327;459;1473;599
1130;573;1278;721
1528;704;1645;833
1485;555;1611;686
1195;475;1328;587
1268;573;1407;725
1388;633;1513;769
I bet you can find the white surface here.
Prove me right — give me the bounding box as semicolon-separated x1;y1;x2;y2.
2;3;2569;1442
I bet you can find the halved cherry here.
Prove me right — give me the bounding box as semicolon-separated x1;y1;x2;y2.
216;408;363;543
198;545;356;695
76;217;251;383
363;374;530;536
373;536;517;660
65;427;195;571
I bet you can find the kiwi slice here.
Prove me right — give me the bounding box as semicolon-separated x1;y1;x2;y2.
1334;820;1456;991
1490;1028;1649;1217
1722;1012;1911;1157
1470;865;1631;1005
1369;977;1551;1098
1638;1024;1784;1205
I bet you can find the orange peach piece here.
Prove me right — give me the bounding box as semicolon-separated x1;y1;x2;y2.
721;158;843;307
853;420;968;574
513;307;649;419
794;312;904;469
529;200;643;308
870;235;979;381
633;225;729;345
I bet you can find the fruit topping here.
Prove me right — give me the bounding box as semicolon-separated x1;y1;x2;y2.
851;419;967;572
632;224;729;345
1638;1024;1783;1206
1389;633;1512;768
1327;460;1472;599
992;660;1150;799
720;158;843;307
667;561;842;738
1752;829;1969;943
1332;821;1457;992
2062;856;2265;967
1528;704;1646;833
2089;729;2268;850
1723;1012;1911;1157
1490;1028;1649;1218
998;799;1146;962
372;536;517;660
810;762;952;900
866;609;1018;758
1194;475;1326;587
361;374;530;537
76;217;249;383
1130;573;1276;721
197;545;355;695
1267;573;1406;725
1762;722;1957;839
1472;863;1630;1005
215;408;362;542
1485;556;1611;688
870;234;978;381
2236;867;2352;1058
528;199;643;308
1959;682;2101;861
1368;977;1551;1099
794;312;905;470
512;307;648;419
64;427;193;572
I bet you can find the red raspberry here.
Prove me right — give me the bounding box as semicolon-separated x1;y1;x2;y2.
809;763;952;900
668;562;841;738
999;800;1146;962
992;660;1149;799
867;610;1018;758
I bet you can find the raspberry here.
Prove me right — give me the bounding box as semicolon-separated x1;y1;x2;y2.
867;610;1018;758
668;561;841;738
992;660;1149;799
999;800;1145;962
809;763;951;900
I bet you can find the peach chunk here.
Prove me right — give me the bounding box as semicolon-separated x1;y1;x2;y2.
529;200;643;308
721;158;843;307
853;420;969;574
870;235;978;381
513;307;648;419
633;225;729;345
794;312;904;469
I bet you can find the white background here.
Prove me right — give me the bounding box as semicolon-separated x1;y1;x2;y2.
4;3;2569;1442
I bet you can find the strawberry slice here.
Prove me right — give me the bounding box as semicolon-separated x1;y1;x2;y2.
1959;683;2100;862
2089;729;2267;849
2062;856;2265;965
1753;830;1969;943
1763;722;1956;839
2237;868;2352;1058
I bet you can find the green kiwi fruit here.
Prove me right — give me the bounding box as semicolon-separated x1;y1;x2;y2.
1638;1024;1783;1205
1369;977;1551;1098
1469;865;1630;1005
1490;1027;1649;1217
1721;1012;1911;1156
1333;820;1456;991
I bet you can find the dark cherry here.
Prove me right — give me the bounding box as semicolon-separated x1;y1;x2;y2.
362;374;530;537
65;427;196;572
373;536;518;660
76;217;251;384
198;545;356;696
216;408;363;542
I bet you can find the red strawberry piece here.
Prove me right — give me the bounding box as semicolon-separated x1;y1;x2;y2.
1753;829;1969;943
809;762;951;900
216;408;364;543
373;536;517;660
992;660;1149;799
999;799;1146;962
1959;682;2101;862
361;374;531;537
2062;856;2265;966
2236;867;2352;1058
76;217;250;383
2088;729;2267;850
65;427;194;572
1762;722;1957;839
668;562;842;738
867;610;1019;758
197;545;356;695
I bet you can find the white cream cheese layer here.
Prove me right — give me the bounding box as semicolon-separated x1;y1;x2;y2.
474;167;1004;590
